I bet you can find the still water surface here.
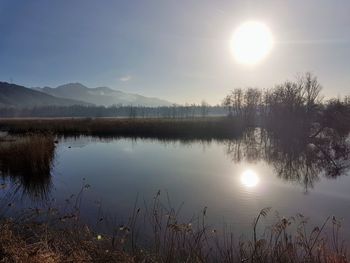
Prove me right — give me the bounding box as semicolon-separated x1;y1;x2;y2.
1;132;350;235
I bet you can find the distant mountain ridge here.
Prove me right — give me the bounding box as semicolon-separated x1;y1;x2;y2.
34;83;172;107
0;82;90;108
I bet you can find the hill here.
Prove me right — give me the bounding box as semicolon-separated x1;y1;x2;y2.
0;82;90;107
34;83;173;107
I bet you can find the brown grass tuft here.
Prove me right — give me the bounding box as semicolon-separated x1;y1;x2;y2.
0;219;133;263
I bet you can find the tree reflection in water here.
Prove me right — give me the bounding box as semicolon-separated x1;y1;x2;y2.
225;128;350;192
0;128;348;201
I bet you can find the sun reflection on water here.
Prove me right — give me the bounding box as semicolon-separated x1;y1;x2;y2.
240;169;260;188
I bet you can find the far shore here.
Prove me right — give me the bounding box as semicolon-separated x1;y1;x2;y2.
0;116;244;140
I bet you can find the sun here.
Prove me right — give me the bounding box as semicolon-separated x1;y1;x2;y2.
240;169;260;188
231;21;273;65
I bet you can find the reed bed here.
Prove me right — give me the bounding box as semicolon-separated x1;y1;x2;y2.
0;117;244;140
0;134;55;200
0;134;55;176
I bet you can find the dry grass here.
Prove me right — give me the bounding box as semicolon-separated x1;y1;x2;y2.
0;134;55;176
0;219;133;263
0;135;55;200
0;117;244;140
113;192;348;263
0;189;348;262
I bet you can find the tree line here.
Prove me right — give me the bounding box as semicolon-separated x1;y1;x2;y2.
0;103;225;118
223;73;350;136
0;73;349;135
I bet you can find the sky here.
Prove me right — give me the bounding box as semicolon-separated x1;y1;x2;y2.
0;0;349;104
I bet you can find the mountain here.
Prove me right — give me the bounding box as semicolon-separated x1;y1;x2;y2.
0;82;90;107
34;83;172;107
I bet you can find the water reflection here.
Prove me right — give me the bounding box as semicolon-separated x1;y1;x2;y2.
240;169;260;188
225;129;350;192
0;127;349;202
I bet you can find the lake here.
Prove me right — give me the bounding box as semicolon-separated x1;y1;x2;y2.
1;130;350;236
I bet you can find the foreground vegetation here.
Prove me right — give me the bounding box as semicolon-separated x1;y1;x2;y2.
0;189;347;263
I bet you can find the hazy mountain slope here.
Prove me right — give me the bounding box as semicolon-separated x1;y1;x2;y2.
0;82;90;107
35;83;173;107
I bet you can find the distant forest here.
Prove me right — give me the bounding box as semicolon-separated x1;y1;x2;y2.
0;104;226;118
0;73;349;124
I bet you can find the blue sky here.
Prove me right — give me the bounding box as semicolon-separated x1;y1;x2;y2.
0;0;349;104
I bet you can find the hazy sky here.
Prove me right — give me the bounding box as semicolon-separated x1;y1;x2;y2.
0;0;349;104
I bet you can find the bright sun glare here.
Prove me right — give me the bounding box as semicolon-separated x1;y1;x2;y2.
231;21;273;65
240;170;260;188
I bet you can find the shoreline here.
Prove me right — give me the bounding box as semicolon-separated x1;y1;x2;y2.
0;117;245;140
